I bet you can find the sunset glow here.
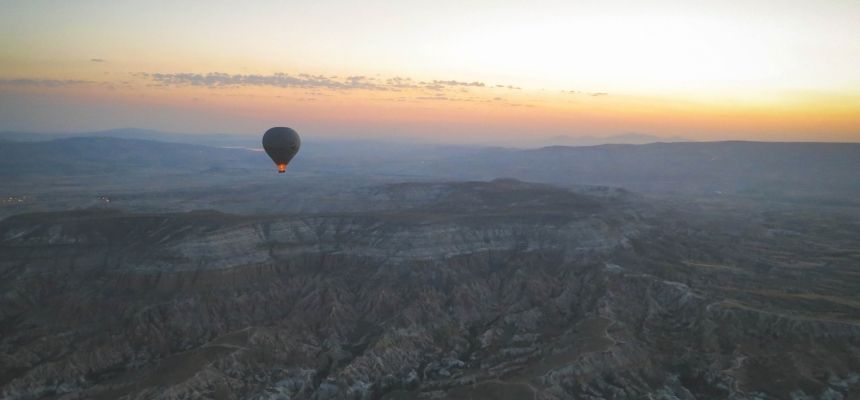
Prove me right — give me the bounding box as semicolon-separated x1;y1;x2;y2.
1;0;858;144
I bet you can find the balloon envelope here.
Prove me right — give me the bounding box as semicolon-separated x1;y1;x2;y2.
262;127;301;173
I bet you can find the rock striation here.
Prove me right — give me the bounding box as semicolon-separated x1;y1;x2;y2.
1;180;858;399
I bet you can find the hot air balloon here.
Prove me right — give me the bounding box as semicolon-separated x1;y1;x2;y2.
262;127;301;173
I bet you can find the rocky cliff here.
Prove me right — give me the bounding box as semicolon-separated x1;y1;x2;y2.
1;180;858;399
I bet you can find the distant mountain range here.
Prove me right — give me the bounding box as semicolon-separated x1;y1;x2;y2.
0;128;260;147
2;133;859;203
544;133;690;146
0;129;690;148
0;136;266;175
421;141;860;201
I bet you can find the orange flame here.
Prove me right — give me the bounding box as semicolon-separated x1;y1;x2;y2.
278;163;286;173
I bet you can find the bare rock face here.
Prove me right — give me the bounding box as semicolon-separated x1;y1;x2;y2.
1;180;858;400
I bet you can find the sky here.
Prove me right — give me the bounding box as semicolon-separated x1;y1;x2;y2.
1;0;858;145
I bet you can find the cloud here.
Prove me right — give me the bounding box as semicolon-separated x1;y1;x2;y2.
563;90;609;97
139;72;498;93
385;77;418;88
0;79;93;87
416;96;450;101
133;71;544;106
90;58;106;63
430;80;485;87
141;72;393;91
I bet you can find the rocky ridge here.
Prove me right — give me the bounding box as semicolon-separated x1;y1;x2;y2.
1;180;858;399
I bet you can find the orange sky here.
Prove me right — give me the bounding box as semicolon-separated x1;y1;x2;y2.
1;0;858;145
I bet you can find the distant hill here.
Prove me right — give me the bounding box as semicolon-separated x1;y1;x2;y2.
3;137;859;202
0;128;175;142
421;141;860;201
0;136;265;175
544;133;689;146
0;128;260;147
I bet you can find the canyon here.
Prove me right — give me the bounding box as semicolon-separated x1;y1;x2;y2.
2;179;858;399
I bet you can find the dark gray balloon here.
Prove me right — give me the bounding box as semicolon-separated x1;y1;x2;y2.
262;127;301;173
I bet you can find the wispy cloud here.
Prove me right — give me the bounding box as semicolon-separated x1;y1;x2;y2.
141;72;401;91
0;71;541;108
385;77;419;89
137;72;511;94
563;90;609;97
90;58;106;63
0;79;93;87
416;96;452;101
430;80;485;87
